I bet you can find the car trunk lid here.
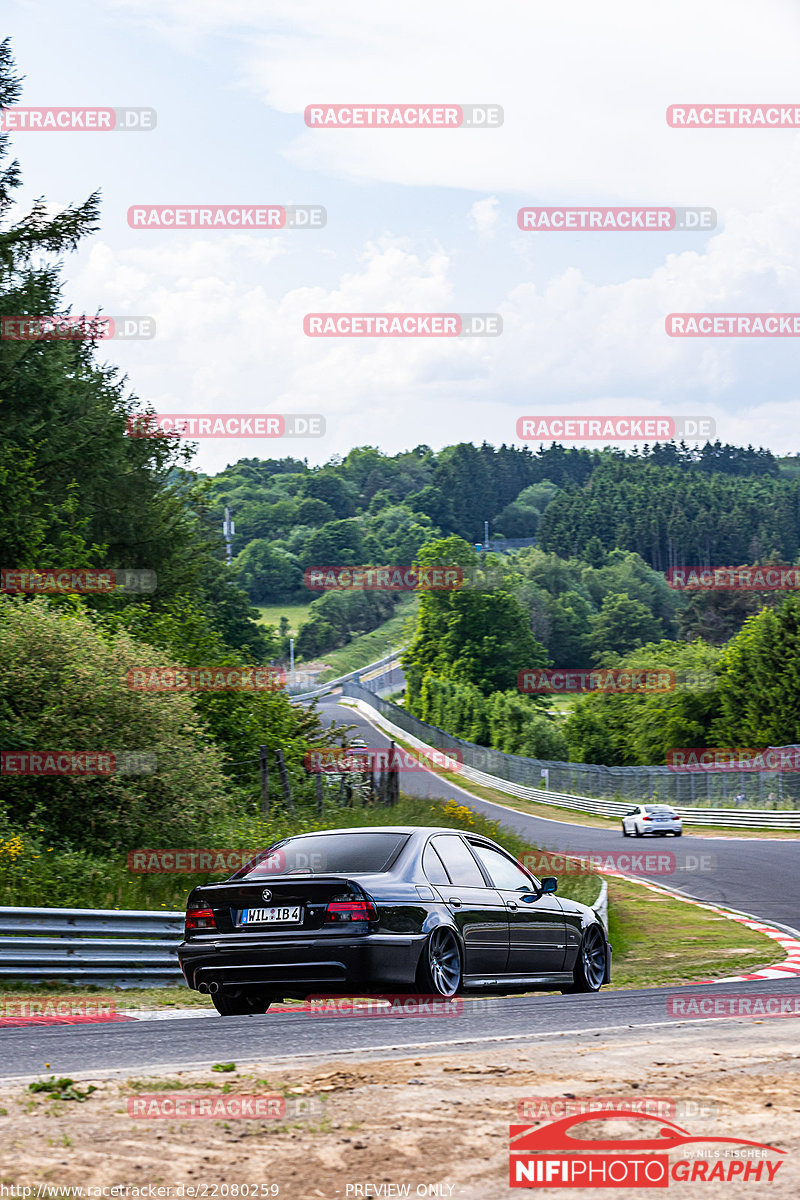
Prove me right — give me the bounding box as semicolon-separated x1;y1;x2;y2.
187;876;374;935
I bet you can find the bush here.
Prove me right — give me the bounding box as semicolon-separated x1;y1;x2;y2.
0;597;231;853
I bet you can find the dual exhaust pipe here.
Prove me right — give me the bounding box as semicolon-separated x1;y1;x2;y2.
197;980;220;994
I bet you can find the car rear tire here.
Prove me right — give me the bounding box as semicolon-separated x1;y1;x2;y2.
622;825;630;837
635;827;644;837
417;926;462;998
211;991;272;1016
675;830;682;837
561;925;607;994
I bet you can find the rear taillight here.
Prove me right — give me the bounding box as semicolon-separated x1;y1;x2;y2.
185;906;216;933
642;815;652;821
324;898;376;924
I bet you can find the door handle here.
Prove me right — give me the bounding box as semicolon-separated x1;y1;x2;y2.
507;901;518;909
448;897;462;907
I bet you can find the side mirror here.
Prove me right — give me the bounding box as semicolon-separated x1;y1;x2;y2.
520;876;558;901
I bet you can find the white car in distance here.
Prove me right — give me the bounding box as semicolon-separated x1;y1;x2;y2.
621;803;683;837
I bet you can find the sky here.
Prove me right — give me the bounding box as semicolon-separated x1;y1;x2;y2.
6;0;800;473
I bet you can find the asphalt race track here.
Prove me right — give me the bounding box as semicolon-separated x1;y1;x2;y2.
2;690;797;1081
3;979;800;1079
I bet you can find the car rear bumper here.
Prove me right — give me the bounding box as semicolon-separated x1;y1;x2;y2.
178;932;427;996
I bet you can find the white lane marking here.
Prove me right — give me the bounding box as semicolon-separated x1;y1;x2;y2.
118;1009;217;1021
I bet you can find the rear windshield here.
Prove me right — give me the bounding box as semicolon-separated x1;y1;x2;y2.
645;806;676;814
237;832;409;878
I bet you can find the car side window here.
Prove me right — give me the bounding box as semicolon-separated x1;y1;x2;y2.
625;808;639;816
422;842;451;886
470;843;536;891
431;835;486;887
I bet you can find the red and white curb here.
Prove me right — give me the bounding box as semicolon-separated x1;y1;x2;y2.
591;865;800;982
689;912;800;983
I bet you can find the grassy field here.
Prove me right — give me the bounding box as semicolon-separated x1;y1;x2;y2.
315;597;418;680
606;875;778;987
253;602;314;633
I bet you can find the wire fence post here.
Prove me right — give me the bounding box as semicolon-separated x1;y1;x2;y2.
274;748;296;813
387;740;399;806
316;770;323;815
259;745;269;818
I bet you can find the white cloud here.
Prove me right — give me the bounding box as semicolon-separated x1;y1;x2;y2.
115;0;800;209
469;196;499;238
31;0;800;465
68;185;800;471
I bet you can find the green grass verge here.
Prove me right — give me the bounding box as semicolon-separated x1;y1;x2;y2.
253;602;314;633
605;875;779;987
315;597;418;681
0;792;597;912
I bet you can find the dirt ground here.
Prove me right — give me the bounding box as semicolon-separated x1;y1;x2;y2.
1;1020;798;1198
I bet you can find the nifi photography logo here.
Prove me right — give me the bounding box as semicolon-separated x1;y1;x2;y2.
509;1108;786;1188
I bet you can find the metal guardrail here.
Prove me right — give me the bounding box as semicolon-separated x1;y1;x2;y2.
344;687;800;829
289;650;400;701
0;907;185;988
591;880;608;932
0;886;608;989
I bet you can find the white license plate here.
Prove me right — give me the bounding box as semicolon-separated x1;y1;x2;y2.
241;906;302;924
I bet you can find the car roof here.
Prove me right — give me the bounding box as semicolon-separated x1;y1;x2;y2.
277;826;480;838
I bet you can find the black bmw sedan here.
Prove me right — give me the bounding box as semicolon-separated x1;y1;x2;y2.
177;826;611;1015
